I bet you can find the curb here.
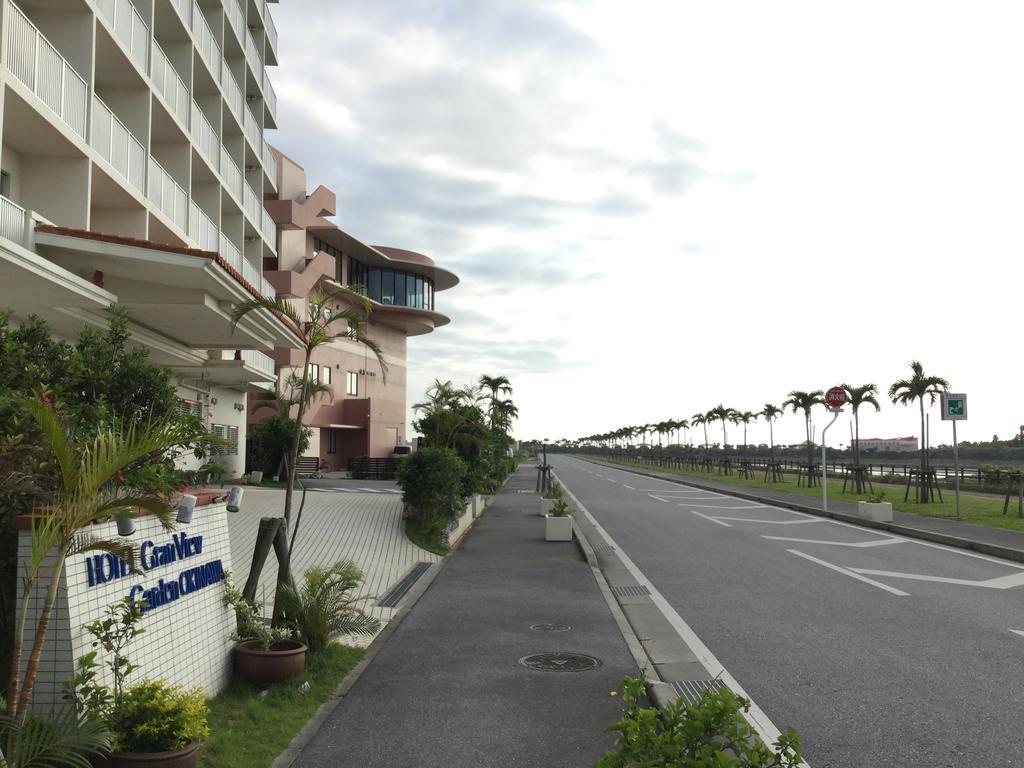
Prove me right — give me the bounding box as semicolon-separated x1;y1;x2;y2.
580;457;1024;565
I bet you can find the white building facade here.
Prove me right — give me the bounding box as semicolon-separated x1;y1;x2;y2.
0;0;300;476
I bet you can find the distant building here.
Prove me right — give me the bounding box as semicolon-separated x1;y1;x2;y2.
859;436;918;453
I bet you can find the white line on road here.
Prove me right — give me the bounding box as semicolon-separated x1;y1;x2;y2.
714;517;821;525
685;503;768;510
689;509;732;527
648;494;672;503
763;536;904;548
1010;630;1024;638
787;550;909;596
623;485;635;490
607;478;616;482
850;568;1024;590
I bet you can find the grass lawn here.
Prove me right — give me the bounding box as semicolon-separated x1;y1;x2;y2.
598;458;1024;533
404;516;449;555
201;643;364;768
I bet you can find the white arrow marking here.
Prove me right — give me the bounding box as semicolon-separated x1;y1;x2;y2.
788;550;909;596
850;568;1024;590
689;510;732;527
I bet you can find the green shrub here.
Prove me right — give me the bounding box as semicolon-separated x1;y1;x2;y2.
245;416;309;477
396;448;467;521
549;499;572;517
115;680;208;753
597;675;802;768
222;580;292;651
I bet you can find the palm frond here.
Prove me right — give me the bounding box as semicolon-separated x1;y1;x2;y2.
0;707;111;768
68;534;138;574
230;296;304;335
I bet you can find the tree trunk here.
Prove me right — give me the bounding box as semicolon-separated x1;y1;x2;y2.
271;523;293;626
919;398;928;502
15;545;68;723
806;414;813;468
769;422;774;459
242;517;283;603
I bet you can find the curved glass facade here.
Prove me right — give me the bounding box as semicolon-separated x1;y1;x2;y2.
347;256;434;310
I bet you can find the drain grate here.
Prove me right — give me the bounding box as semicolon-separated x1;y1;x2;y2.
530;623;572;632
518;652;601;672
377;562;432;608
669;679;727;705
592;543;615;555
611;584;650;598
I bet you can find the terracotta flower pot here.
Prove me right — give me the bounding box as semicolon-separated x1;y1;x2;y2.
91;741;200;768
234;639;307;687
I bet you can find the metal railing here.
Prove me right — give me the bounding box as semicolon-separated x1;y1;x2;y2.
188;201;218;252
219;152;243;201
150;40;189;126
218;232;242;272
4;0;88;137
265;9;277;58
190;0;221;80
189;99;219;167
96;0;149;71
91;94;145;191
260;209;275;249
260;275;274;299
262;70;276;119
224;0;245;46
169;0;191;28
242;182;260;225
261;141;277;186
240;257;261;291
240;348;275;376
147;157;187;232
242;104;261;153
0;195;28;245
244;29;262;80
220;66;243;121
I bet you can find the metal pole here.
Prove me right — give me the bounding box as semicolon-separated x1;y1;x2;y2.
952;420;961;520
822;409;841;511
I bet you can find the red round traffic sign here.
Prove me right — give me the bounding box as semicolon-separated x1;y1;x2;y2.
826;387;848;409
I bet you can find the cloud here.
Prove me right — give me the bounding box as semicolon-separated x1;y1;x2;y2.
444;245;604;292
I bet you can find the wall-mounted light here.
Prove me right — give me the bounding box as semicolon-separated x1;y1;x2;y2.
233;403;245;412
210;397;218;405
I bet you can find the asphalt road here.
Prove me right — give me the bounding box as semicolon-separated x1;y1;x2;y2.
550;455;1024;768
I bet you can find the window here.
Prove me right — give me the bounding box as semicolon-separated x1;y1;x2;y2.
306;363;319;382
347;371;358;396
380;270;394;304
211;424;239;455
178;399;203;419
394;272;406;308
327;429;337;454
0;171;10;197
322;366;331;385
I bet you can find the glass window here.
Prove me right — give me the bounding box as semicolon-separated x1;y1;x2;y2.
380;270;394;304
394;272;406;307
327;429;337;454
347;371;358;396
322;366;331;385
367;269;381;301
408;274;418;307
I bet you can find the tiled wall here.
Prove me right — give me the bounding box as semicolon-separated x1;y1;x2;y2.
17;502;236;710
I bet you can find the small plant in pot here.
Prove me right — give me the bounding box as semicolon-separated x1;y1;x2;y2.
64;598;209;768
278;560;381;652
223;581;307;687
545;498;573;542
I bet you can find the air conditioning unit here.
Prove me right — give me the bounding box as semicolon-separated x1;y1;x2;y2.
244;164;257;172
245;94;259;102
243;235;258;243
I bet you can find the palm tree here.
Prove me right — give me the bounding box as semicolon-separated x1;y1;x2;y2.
842;383;881;492
783;390;824;469
676;418;689;448
5;397;191;723
888;362;949;502
761;403;784;459
708;405;735;452
691;413;709;451
733;411;758;454
231;284;386;611
478;374;513;431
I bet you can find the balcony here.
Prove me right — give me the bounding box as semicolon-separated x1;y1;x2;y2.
240;348;275;377
0;195;28;246
190;100;219;168
96;0;150;72
151;40;189;126
260;208;275;248
242;182;259;227
188;201;218;252
147;157;188;232
242;104;260;153
219;152;243;201
261;142;277;189
224;0;245;47
221;67;243;121
91;95;145;192
168;0;191;28
4;0;88;138
265;10;278;62
218;232;242;272
262;70;276;121
190;0;221;80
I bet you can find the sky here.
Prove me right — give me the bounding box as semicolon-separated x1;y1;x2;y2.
266;1;1024;450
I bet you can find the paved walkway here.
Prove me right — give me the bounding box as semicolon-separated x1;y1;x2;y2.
226;487;441;641
583;458;1024;560
288;464;636;768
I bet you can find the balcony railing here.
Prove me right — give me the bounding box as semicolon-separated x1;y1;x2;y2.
242;182;259;226
218;232;242;272
260;208;275;248
169;0;191;28
240;348;275;376
0;195;28;246
91;94;145;191
147;157;187;232
261;141;277;188
244;30;262;79
242;105;260;152
191;0;221;80
150;40;189;126
221;67;243;121
188;200;218;252
265;10;277;59
219;153;243;201
262;70;276;119
96;0;149;71
224;0;244;46
4;0;88;137
240;257;260;291
189;100;219;167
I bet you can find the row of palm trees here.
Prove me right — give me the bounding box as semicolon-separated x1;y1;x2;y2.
580;361;950;502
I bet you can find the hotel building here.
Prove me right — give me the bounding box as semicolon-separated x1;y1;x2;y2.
0;0;456;475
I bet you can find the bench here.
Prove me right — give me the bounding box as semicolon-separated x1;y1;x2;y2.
295;456;322;478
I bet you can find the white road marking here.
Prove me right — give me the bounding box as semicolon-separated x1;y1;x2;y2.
558;484;796;753
607;478;616;483
685;503;769;510
850;568;1024;590
1010;630;1024;638
623;485;635;490
714;517;821;525
648;494;672;503
787;550;910;596
689;509;732;527
763;536;904;548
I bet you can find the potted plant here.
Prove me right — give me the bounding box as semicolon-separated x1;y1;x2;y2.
545;498;573;542
223;582;307;687
64;598;209;768
858;490;893;522
540;480;564;517
277;560;381;652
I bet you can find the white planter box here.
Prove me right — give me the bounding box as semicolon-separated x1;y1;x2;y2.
858;501;893;522
545;515;573;541
540;498;557;517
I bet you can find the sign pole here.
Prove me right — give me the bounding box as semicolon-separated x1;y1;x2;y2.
822;408;841;511
952;420;961;520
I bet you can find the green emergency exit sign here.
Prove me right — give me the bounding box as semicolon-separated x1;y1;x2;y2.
941;393;967;421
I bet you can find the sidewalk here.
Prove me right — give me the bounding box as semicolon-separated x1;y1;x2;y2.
283;464;637;768
583;458;1024;563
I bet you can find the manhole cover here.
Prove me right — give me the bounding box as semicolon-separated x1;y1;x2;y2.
518;652;602;672
530;623;572;632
